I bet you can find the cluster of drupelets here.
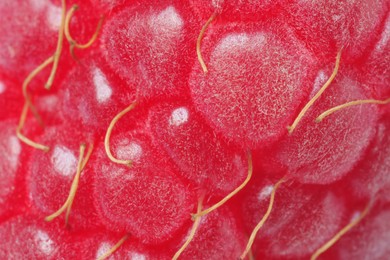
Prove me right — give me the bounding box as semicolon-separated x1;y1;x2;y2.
15;1;389;259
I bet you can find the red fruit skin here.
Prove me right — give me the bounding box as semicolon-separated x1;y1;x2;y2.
0;0;79;91
100;0;195;101
0;119;25;221
0;74;23;120
58;53;135;136
88;0;127;14
61;230;171;259
338;117;390;203
239;176;347;259
1;0;390;259
275;68;378;184
148;101;248;198
26;125;102;231
188;0;287;22
170;207;247;259
359;11;390;100
0;214;66;259
0;0;59;76
91;112;196;244
190;21;319;150
323;203;390;259
282;0;389;63
61;0;105;57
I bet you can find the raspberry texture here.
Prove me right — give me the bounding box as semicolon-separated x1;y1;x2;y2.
0;0;389;259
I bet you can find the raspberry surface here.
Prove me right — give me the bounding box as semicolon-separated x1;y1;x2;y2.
0;0;389;259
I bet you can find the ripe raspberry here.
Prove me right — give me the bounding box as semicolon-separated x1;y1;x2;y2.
0;0;389;259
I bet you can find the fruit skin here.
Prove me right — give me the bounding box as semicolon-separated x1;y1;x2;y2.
148;101;249;198
275;68;378;184
189;20;320;149
0;0;389;259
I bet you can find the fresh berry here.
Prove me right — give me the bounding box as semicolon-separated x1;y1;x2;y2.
0;0;389;259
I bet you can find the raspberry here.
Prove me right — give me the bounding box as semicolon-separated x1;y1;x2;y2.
1;0;389;259
148;101;248;197
282;0;389;62
0;120;22;218
100;1;192;100
0;0;60;76
26;126;100;231
190;21;318;149
324;205;390;259
173;207;247;259
276;68;378;184
344;117;390;202
0;215;65;258
361;12;390;99
58;54;134;134
0;75;23;120
92;128;195;244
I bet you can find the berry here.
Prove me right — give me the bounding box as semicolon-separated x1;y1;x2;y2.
189;21;319;149
1;0;389;259
276;68;378;184
148;101;248;197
